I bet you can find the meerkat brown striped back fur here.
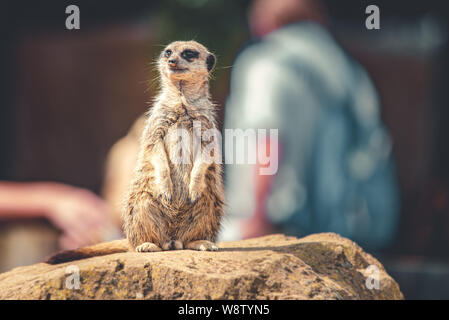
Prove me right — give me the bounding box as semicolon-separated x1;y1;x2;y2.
45;41;224;264
124;40;224;252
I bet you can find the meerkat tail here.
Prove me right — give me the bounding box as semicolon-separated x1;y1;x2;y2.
45;239;130;264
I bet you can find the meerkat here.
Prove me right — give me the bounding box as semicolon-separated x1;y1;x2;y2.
46;40;224;264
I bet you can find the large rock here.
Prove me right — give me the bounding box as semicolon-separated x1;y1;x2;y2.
0;233;403;299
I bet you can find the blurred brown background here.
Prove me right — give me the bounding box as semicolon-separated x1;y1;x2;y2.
1;0;449;298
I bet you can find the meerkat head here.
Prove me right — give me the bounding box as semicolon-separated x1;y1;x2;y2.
158;40;216;85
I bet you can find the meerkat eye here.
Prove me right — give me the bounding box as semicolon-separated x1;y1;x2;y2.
181;49;199;61
164;49;172;58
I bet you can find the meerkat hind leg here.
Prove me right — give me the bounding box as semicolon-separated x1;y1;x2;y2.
162;240;183;251
186;240;218;251
135;242;162;252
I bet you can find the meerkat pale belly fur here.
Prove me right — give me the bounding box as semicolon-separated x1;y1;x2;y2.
45;41;224;264
124;40;224;252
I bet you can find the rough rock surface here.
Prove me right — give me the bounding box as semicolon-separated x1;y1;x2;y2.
0;233;403;299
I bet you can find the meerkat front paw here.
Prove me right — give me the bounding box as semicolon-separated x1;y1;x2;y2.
157;177;173;202
135;242;162;252
162;240;183;251
188;178;206;204
186;240;218;251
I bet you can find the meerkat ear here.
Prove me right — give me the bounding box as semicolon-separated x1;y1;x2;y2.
206;54;216;72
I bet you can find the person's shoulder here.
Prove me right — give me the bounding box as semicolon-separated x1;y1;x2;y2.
233;37;264;58
231;39;286;85
233;38;273;67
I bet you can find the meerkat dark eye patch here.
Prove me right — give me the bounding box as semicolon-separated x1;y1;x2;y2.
181;49;199;61
206;54;215;72
164;49;172;58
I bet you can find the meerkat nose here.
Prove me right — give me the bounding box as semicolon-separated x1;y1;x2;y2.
168;59;177;67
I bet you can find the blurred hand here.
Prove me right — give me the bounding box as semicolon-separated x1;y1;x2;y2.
240;216;275;240
45;186;118;250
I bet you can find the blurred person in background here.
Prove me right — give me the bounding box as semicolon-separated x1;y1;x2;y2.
0;2;146;264
0;181;117;250
221;0;400;251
